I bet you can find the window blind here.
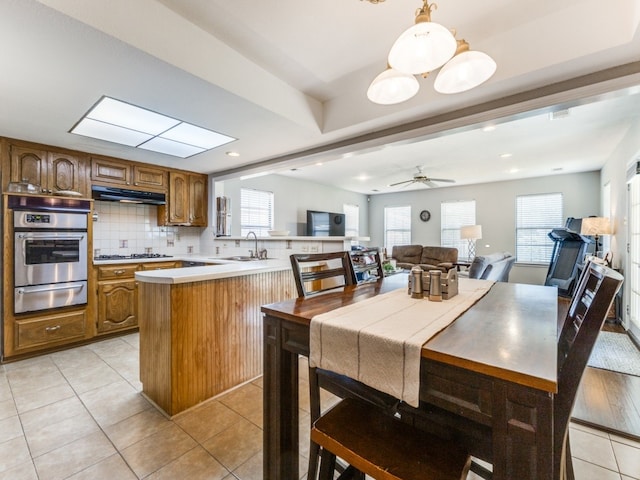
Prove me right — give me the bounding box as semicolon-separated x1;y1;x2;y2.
441;200;476;259
384;206;411;253
240;188;274;236
343;204;359;237
516;193;563;263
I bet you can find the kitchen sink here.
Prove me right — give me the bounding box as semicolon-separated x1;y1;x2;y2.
219;256;260;261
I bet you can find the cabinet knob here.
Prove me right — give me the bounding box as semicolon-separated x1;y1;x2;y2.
114;269;126;275
45;325;61;333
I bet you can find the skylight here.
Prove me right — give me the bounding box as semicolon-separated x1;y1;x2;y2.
70;97;236;158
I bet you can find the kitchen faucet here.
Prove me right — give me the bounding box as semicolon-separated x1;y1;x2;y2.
247;231;258;258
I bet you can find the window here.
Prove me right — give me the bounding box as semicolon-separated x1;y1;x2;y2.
343;204;359;237
628;176;640;330
441;200;476;259
516;193;563;264
384;206;411;253
240;188;274;236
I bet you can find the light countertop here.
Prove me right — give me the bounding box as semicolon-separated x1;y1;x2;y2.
133;257;291;284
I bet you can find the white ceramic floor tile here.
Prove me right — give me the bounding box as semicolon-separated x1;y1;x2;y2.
570;426;620;471
612;440;640;479
572;457;622;480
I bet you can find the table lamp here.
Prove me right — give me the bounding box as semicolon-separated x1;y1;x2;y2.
460;225;482;260
580;217;612;257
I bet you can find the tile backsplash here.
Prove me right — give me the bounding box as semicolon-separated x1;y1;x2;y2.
92;201;203;256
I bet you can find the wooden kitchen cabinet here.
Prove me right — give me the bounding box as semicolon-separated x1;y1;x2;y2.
4;142;89;196
96;264;139;334
95;261;180;334
91;156;167;192
189;174;207;226
97;279;138;334
158;171;208;226
15;310;87;350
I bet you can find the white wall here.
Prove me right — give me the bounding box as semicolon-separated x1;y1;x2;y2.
201;174;369;255
601;116;640;335
368;171;601;285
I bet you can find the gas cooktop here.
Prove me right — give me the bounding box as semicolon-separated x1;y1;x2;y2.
94;253;173;260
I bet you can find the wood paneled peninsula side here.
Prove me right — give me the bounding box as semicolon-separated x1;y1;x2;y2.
135;260;295;416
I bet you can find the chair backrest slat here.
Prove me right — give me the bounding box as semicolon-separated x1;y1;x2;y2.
290;251;357;297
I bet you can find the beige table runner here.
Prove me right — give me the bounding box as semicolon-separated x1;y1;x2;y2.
309;278;494;407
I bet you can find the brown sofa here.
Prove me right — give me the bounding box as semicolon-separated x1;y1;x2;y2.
391;245;458;272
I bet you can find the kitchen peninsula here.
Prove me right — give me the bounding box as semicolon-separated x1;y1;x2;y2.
135;259;295;416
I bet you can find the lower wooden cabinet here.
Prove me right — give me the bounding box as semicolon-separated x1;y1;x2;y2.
95;261;180;335
15;310;87;350
97;279;138;334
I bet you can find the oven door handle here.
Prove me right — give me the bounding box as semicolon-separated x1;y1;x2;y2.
16;283;85;294
16;233;85;240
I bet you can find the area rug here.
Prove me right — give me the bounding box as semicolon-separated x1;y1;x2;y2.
588;332;640;377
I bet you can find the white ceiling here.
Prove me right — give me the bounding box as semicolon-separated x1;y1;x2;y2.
1;0;640;194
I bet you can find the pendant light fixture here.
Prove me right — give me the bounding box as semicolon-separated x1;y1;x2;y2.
367;66;420;104
366;0;496;104
434;39;497;94
387;1;456;75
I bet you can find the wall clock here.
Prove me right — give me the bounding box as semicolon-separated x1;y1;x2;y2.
419;210;431;222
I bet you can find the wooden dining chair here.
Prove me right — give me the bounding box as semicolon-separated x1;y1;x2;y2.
290;252;400;479
310;260;623;480
289;251;357;297
553;260;623;479
349;247;385;283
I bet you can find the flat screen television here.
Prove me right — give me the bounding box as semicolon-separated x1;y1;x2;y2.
306;210;346;236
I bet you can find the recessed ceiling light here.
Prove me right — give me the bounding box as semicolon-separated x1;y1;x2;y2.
356;175;370;181
549;109;570;120
500;153;513;159
226;151;240;157
316;162;323;166
70;96;236;158
509;168;519;174
482;126;496;132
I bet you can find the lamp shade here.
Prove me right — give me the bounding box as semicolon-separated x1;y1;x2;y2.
460;224;482;240
580;217;612;236
434;48;496;94
367;67;420;105
387;21;457;75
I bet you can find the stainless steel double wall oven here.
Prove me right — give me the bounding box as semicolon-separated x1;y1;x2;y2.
10;195;90;314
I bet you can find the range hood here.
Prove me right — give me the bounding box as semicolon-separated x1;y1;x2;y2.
91;185;166;205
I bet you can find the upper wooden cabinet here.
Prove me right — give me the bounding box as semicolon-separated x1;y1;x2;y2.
5;143;89;196
158;171;208;226
91;156;167;192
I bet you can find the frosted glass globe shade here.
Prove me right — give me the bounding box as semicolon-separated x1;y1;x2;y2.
367;68;420;105
388;22;457;75
434;50;496;94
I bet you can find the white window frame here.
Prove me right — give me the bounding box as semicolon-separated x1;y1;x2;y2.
240;188;274;236
343;204;359;237
384;205;411;253
441;200;476;260
515;193;563;264
628;175;640;331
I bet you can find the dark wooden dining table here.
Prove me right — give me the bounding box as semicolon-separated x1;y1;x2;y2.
261;274;558;480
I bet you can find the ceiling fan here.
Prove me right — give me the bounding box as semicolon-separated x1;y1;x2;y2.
389;167;456;188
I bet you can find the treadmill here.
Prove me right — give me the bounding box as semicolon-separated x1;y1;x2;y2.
544;217;594;297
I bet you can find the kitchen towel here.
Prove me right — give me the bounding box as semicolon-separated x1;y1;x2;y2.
309;278;494;407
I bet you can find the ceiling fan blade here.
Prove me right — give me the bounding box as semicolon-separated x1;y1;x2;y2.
428;178;456;183
425;181;440;188
389;179;415;187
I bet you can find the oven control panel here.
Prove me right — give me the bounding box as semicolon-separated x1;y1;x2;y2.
25;213;51;224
